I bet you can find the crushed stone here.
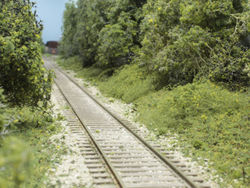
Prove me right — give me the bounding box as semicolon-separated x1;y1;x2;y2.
46;84;93;188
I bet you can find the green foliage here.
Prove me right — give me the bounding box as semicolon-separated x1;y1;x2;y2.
0;127;61;187
0;137;31;188
0;91;53;137
60;0;146;67
61;0;249;89
59;1;78;57
135;81;249;186
0;88;61;187
98;64;155;103
96;23;134;67
137;0;250;88
0;87;54;138
73;0;109;66
0;0;52;106
95;0;144;67
209;41;250;89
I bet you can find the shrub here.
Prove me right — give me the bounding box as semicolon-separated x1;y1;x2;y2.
96;23;134;67
73;0;109;66
98;64;155;103
135;81;249;185
0;0;52;106
209;40;250;89
95;0;145;67
0;87;54;136
137;0;249;88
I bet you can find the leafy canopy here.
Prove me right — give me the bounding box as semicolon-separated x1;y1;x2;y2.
0;0;52;106
60;0;249;89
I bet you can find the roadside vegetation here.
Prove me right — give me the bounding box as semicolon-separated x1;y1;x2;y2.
59;0;249;187
0;1;59;187
0;89;62;187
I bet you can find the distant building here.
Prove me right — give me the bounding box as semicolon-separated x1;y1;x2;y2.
45;41;59;54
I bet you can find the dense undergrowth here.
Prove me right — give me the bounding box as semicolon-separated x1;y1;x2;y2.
0;89;62;187
58;56;250;187
0;1;57;187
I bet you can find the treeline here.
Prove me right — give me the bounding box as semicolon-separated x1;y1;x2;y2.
60;0;249;89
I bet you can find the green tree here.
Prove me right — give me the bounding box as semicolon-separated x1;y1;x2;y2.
0;0;52;106
137;0;249;88
60;0;249;89
60;0;147;68
59;1;78;57
73;0;109;66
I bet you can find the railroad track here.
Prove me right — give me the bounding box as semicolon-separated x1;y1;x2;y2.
45;58;211;188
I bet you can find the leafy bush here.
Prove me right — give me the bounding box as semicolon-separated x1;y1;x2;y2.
0;0;52;106
96;24;134;67
137;0;250;88
0;87;59;187
95;0;145;67
0;115;60;188
73;0;109;66
209;41;250;89
0;90;54;138
135;81;249;186
98;64;155;103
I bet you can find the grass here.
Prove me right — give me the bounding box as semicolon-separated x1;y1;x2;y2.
57;56;156;103
57;56;250;187
135;81;250;186
0;126;63;188
0;102;64;187
43;53;53;57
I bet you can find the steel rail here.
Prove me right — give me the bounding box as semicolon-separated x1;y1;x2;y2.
54;78;124;188
49;62;199;188
46;62;123;188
